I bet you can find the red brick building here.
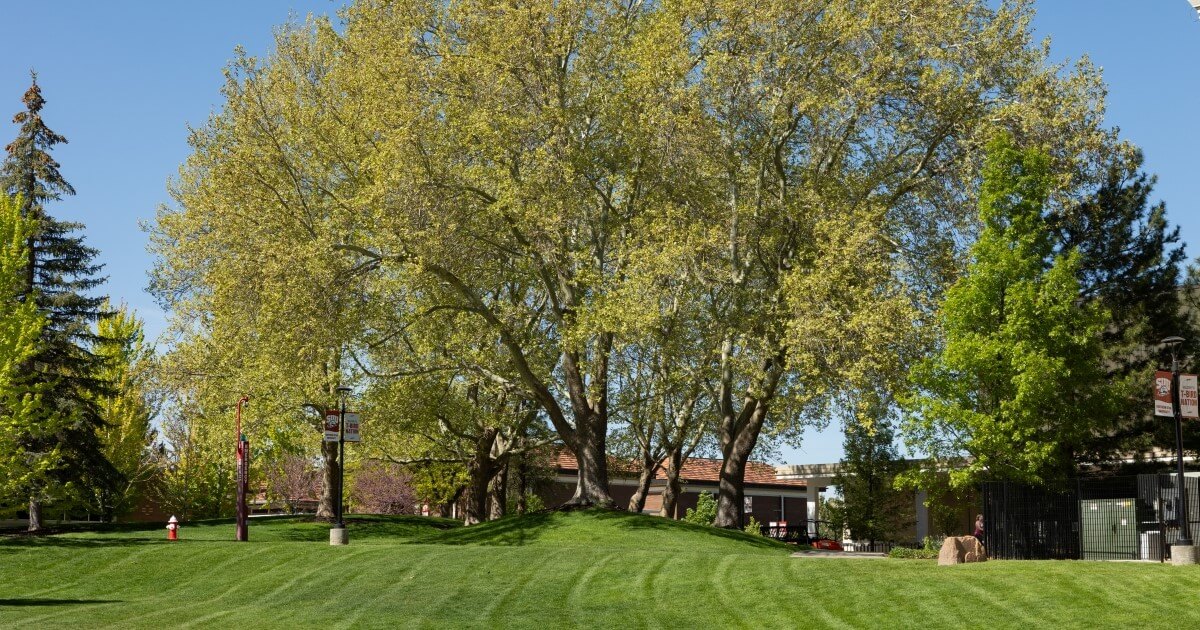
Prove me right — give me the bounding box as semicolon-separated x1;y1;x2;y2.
545;452;815;527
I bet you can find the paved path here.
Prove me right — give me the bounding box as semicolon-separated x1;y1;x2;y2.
790;551;888;559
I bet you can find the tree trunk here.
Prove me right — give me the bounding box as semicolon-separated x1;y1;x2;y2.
463;458;492;526
660;449;684;519
463;429;498;525
565;413;614;507
714;405;768;529
627;452;660;514
317;440;338;520
27;496;42;532
487;462;508;521
515;459;528;515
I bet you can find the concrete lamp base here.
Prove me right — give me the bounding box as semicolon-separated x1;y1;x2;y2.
1171;544;1196;566
330;527;348;546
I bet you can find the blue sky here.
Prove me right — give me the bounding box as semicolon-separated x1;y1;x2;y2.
2;1;1198;465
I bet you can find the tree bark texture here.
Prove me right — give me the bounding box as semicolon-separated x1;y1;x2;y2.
317;440;338;520
567;415;613;507
488;462;508;521
27;497;41;532
660;449;684;519
714;404;768;529
515;459;528;515
627;452;661;514
463;428;498;526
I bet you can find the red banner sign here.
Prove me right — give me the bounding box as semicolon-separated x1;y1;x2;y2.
325;411;340;442
1155;371;1174;417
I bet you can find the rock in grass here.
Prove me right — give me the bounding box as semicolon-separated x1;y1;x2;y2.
938;536;988;566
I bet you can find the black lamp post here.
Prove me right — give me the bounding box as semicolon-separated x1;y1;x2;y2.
1164;336;1192;547
335;386;352;530
235;394;250;542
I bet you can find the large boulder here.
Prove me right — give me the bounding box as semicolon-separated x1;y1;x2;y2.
938;536;988;566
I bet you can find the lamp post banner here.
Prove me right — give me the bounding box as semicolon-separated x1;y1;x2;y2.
1181;374;1199;419
345;412;361;442
324;411;340;442
1155;370;1175;417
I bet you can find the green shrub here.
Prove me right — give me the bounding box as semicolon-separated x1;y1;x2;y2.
506;493;546;515
683;493;717;526
744;516;763;536
888;546;939;559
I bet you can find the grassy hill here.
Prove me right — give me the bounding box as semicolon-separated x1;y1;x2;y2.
2;509;1198;628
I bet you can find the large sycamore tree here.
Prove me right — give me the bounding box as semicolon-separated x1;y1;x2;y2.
642;0;1120;526
152;0;1123;518
150;22;368;519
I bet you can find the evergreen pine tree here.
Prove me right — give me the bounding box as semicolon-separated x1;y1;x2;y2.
834;394;911;546
1;73;119;529
1052;153;1194;466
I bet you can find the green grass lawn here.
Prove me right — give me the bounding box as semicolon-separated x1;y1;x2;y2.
0;509;1195;628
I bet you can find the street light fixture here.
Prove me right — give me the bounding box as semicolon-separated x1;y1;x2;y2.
1190;0;1200;17
1163;336;1193;548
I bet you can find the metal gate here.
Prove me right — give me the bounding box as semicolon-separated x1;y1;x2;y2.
981;474;1200;561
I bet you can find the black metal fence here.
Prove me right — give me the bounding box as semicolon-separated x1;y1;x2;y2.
982;474;1200;561
760;520;836;544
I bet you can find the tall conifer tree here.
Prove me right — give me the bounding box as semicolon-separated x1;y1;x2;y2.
1052;153;1194;465
1;73;118;529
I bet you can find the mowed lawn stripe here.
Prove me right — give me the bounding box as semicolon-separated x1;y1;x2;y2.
176;547;377;628
335;548;456;630
6;511;1200;628
129;545;319;627
480;548;555;627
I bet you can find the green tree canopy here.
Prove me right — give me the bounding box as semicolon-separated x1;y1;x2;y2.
902;134;1118;488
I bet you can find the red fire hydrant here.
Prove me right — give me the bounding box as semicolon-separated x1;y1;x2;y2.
166;515;180;541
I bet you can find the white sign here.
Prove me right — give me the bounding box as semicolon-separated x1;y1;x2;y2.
324;411;340;442
1182;374;1199;420
344;412;361;443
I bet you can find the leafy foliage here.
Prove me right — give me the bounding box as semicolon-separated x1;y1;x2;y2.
265;454;320;514
1053;152;1194;465
147;0;1126;524
0;195;49;509
902;135;1117;489
82;304;160;520
683;493;718;527
350;461;416;515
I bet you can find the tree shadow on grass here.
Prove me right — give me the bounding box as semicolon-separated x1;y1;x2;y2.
271;515;462;543
584;509;792;550
0;536;154;553
0;598;122;606
418;511;562;547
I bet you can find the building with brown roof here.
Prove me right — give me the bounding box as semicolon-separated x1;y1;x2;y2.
546;451;820;529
